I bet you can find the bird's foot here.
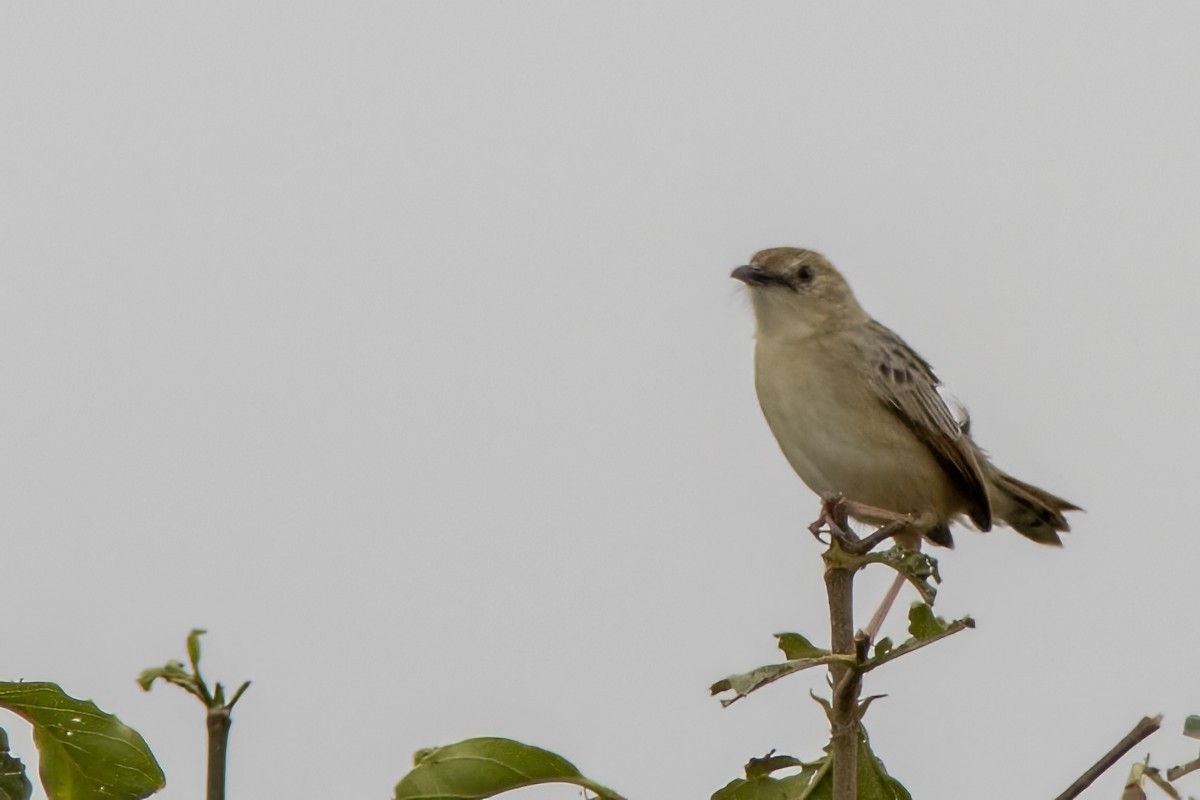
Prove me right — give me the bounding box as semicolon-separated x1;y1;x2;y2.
810;494;925;556
809;493;853;547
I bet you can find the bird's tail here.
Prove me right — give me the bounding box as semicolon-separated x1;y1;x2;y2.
988;469;1080;546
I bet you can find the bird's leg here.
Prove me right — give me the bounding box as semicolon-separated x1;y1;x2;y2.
857;508;936;554
864;572;907;641
812;497;934;642
853;514;918;554
860;511;937;640
829;498;926;556
838;498;908;525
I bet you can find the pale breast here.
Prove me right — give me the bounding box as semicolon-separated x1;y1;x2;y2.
753;335;958;520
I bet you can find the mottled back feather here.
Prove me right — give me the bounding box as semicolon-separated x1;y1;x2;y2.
859;320;994;530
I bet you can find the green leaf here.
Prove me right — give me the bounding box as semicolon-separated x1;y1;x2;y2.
873;638;893;659
775;633;829;661
0;682;165;800
393;737;624;800
854;727;912;800
185;629;205;673
136;661;203;701
907;602;949;641
711;655;845;707
1184;715;1200;740
0;727;34;800
802;727;912;800
743;752;804;780
712;758;823;800
712;727;909;800
809;691;833;721
862;548;940;606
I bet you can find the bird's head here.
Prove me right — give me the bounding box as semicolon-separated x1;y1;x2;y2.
732;247;866;340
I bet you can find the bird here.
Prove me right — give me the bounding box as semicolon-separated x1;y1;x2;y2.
732;246;1078;550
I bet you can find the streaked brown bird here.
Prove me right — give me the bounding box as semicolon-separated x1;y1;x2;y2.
732;247;1078;551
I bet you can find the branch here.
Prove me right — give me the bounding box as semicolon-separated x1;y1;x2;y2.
1055;715;1163;800
859;617;975;673
1167;755;1200;783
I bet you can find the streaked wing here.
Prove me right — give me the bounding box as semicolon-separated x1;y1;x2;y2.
860;320;993;530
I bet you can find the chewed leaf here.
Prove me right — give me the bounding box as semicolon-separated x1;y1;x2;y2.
711;760;823;799
711;656;844;707
776;633;829;661
907;603;949;641
742;751;804;780
863;548;940;606
0;727;34;800
0;682;165;800
393;737;624;800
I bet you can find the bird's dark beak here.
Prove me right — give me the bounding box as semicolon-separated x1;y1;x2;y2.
731;264;761;284
731;264;781;287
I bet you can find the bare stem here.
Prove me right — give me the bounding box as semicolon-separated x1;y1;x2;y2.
1055;715;1162;800
206;707;232;800
824;550;858;800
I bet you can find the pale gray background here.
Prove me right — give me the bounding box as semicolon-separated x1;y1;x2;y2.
2;3;1198;799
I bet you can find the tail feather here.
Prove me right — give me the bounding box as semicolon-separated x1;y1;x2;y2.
989;469;1080;546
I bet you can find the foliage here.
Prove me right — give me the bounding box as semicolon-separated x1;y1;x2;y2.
0;683;164;800
394;737;624;800
712;728;911;800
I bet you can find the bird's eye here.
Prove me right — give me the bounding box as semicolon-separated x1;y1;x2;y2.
795;265;814;284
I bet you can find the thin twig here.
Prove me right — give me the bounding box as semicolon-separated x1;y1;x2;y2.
1167;755;1200;783
1055;715;1163;800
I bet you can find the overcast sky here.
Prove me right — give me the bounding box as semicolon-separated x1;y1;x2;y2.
3;4;1199;799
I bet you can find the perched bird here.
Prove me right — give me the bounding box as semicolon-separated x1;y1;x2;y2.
733;247;1078;549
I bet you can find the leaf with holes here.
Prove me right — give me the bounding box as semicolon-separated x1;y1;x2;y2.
711;765;822;799
711;655;847;707
0;683;164;800
711;751;821;800
393;737;624;800
862;548;940;606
